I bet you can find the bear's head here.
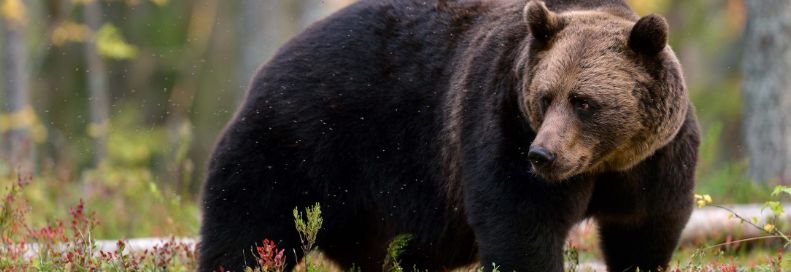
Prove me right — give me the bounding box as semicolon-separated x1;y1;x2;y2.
518;1;688;181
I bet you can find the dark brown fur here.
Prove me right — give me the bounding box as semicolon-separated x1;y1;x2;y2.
200;1;699;271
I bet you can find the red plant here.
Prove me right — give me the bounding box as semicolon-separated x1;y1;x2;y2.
0;172;199;271
28;220;67;243
0;176;33;267
255;239;286;272
769;249;784;272
151;237;177;267
718;264;739;272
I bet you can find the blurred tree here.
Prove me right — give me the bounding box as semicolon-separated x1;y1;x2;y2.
82;0;109;167
167;0;218;193
238;0;285;102
238;0;343;103
742;0;791;184
299;0;328;29
1;0;34;172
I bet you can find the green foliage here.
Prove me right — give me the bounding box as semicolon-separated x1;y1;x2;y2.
96;23;138;59
386;234;413;272
673;247;787;272
763;201;784;218
2;172;198;238
762;186;791;245
293;203;323;255
771;185;791;198
475;263;501;272
0;182;22;238
564;245;580;272
293;203;325;272
684;187;791;272
0;182;198;271
696;121;773;203
0;110;201;239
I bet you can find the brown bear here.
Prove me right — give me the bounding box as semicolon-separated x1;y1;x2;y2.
199;0;699;271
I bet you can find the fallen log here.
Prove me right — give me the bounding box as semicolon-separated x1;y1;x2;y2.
10;203;791;269
681;203;791;244
568;203;791;248
93;236;197;253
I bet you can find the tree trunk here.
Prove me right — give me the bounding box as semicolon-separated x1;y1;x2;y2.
2;4;34;173
299;0;327;30
83;0;109;167
238;0;284;103
742;0;791;184
166;0;219;194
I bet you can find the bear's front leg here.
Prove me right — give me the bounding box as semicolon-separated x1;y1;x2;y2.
594;175;695;272
593;117;699;272
472;212;566;272
464;173;593;272
596;209;691;272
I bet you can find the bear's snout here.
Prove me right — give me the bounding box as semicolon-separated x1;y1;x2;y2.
528;146;556;168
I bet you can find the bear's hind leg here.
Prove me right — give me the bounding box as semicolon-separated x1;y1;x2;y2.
199;196;305;272
316;212;389;271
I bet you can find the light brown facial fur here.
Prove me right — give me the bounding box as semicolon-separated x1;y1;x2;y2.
519;1;688;181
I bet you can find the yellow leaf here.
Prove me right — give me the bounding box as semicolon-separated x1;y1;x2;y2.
52;21;91;46
31;123;48;143
1;106;47;143
1;0;26;26
694;194;712;208
87;121;108;138
703;194;712;203
626;0;670;15
764;224;775;233
0;106;38;131
0;115;7;132
72;0;96;5
150;0;168;6
96;23;138;59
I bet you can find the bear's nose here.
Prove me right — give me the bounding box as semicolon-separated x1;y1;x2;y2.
528;146;555;167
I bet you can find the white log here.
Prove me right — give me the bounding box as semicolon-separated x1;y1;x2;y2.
681;203;791;243
7;203;790;272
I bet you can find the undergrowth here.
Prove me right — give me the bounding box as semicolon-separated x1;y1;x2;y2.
0;175;197;271
2;170;791;271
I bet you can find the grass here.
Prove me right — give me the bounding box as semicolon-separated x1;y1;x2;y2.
671;247;786;272
0;179;197;271
1;164;200;239
1;143;790;271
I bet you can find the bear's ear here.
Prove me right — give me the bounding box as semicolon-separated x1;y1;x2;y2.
628;14;669;56
524;1;564;41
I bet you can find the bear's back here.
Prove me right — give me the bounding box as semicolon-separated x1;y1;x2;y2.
228;0;472;195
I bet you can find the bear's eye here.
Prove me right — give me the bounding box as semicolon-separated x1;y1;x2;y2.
540;96;551;113
570;96;592;112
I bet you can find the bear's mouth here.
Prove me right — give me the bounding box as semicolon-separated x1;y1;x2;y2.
531;164;576;181
530;156;589;181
